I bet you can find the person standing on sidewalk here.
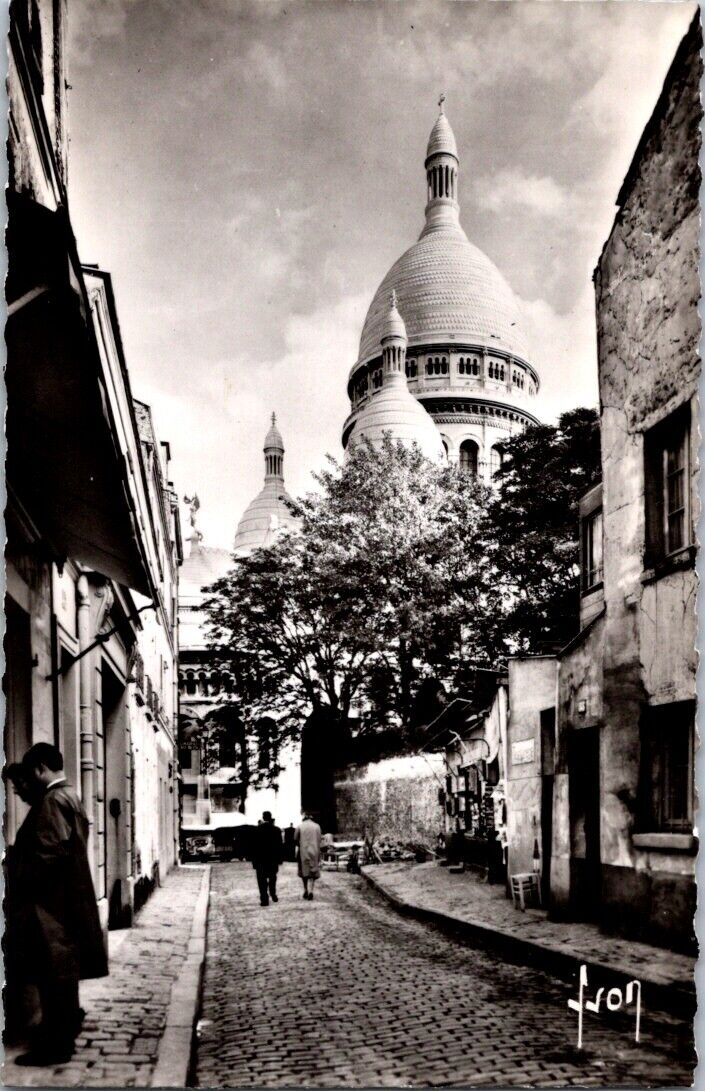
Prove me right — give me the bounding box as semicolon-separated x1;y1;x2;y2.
13;743;107;1066
295;812;322;901
251;811;283;906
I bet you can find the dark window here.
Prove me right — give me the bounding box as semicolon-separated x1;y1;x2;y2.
489;445;504;477
644;405;692;566
639;702;694;832
459;440;478;476
582;508;603;591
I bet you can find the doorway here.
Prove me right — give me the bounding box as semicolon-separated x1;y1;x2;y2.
568;727;601;919
540;707;556;905
102;663;132;929
5;596;33;842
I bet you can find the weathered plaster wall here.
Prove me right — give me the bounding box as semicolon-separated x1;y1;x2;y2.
506;658;557;878
335;754;445;846
591;18;700;949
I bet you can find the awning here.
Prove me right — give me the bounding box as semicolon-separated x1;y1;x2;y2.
6;195;152;595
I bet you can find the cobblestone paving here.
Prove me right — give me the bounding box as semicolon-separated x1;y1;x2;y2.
369;862;695;992
4;865;205;1088
196;863;695;1089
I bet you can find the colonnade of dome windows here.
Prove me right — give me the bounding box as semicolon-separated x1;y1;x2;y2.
348;353;538;407
427;164;457;203
456;440;505;478
265;453;283;476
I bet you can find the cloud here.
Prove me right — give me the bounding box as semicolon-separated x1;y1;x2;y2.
519;283;599;425
473;169;574;219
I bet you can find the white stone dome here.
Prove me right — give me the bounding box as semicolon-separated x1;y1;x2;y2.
233;413;299;557
233;482;298;557
349;375;445;462
357;222;529;366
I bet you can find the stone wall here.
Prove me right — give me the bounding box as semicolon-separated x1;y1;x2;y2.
589;14;701;951
334;754;445;847
506;658;557;881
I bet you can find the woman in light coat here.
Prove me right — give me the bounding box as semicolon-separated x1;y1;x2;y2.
295;812;322;901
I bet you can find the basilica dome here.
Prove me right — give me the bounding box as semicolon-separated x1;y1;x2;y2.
357;227;529;367
342;100;540;479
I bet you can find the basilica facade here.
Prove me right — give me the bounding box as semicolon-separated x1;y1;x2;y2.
342;102;541;480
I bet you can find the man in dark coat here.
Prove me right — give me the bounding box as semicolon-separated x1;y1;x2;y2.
251;811;283;906
14;743;107;1065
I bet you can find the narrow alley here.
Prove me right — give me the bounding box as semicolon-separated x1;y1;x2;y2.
194;865;694;1089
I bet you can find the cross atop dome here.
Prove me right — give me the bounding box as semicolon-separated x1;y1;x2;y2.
438;92;446;114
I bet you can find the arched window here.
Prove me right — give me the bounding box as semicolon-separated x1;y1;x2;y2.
490;444;505;478
459;440;479;476
406;358;417;378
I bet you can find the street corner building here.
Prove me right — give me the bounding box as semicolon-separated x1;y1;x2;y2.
5;0;183;1037
549;15;701;953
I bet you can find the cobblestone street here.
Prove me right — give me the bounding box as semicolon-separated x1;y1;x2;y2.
195;863;695;1088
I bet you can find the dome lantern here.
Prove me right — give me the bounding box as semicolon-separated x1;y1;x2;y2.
423;94;461;236
381;290;407;382
264;412;284;480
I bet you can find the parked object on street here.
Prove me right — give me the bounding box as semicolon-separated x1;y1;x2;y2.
181;815;255;862
295;813;322;900
510;873;542;912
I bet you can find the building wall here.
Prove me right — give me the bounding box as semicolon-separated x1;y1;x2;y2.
506;658;557;881
586;16;700;950
334;754;445;845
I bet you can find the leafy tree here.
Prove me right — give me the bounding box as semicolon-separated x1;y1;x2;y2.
487;407;601;653
203;413;601;772
204;437;494;750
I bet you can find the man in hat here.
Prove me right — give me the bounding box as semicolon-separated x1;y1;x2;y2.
251;810;283;906
13;743;107;1065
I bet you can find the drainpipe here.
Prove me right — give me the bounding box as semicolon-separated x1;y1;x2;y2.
77;574;96;868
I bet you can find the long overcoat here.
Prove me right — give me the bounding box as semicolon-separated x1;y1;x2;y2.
13;781;108;984
295;818;322;879
250;822;283;874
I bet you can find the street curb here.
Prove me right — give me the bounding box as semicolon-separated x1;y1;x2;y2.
150;864;211;1089
362;868;696;1021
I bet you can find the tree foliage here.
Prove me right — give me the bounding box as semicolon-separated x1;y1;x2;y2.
488;407;601;653
203;411;601;767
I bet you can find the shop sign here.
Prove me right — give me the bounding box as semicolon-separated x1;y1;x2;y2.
511;738;535;766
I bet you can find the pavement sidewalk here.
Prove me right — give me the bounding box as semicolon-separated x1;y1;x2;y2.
4;863;210;1089
362;861;696;1018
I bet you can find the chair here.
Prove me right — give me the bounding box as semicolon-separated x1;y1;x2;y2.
510;872;541;911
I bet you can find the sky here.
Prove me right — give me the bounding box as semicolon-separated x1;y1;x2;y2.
67;0;696;547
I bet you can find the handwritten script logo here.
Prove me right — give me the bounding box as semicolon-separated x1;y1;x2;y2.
568;964;642;1049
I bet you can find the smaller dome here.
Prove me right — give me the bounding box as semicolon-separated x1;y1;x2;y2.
233;482;298;557
350;376;445;463
381;290;407;342
264;412;284;452
425;109;457;163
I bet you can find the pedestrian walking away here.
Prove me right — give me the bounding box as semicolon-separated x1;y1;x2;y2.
251;810;283;906
11;743;108;1067
295;811;322;900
